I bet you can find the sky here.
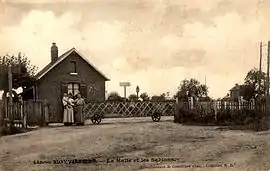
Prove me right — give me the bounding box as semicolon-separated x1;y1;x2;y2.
0;0;270;99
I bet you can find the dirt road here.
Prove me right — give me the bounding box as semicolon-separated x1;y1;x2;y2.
0;116;269;171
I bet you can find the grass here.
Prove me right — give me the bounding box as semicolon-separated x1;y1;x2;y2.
0;125;36;136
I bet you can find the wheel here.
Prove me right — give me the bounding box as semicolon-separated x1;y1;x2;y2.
152;112;161;122
91;114;102;124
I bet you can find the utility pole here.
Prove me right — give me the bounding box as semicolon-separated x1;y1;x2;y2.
259;42;262;95
8;65;13;125
267;41;270;95
259;42;263;73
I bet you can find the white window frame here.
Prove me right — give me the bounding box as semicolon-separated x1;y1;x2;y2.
68;83;80;96
70;61;78;75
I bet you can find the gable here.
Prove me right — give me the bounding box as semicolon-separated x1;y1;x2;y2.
35;48;109;81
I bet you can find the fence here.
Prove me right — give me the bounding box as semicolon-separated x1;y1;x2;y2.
174;99;269;125
1;100;47;128
189;100;265;112
84;101;175;119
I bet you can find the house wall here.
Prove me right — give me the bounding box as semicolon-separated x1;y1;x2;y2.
37;51;106;122
230;90;240;99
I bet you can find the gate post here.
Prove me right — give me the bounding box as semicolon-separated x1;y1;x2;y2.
23;101;27;128
20;102;23;128
188;97;194;110
265;96;270;114
174;97;183;123
0;100;3;127
213;100;218;122
19;96;23;128
39;102;45;127
44;100;49;126
174;100;178;123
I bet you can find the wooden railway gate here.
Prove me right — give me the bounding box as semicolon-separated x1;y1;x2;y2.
84;101;175;124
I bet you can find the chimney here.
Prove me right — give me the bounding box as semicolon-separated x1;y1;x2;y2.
51;42;58;63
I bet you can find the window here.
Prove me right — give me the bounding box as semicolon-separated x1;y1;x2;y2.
62;83;87;99
79;83;87;99
68;83;80;97
70;61;77;73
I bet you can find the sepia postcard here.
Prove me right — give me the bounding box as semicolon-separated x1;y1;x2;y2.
0;0;269;171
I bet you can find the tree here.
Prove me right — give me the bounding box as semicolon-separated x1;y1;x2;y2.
0;53;37;129
174;78;209;101
239;68;266;100
107;92;123;101
128;94;138;101
0;53;37;100
239;84;255;100
139;92;150;101
151;93;166;101
200;96;212;101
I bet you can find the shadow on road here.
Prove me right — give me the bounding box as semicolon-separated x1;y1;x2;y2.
45;117;174;129
95;118;173;126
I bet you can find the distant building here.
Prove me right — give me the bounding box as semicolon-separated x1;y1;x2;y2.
229;84;241;99
221;84;242;102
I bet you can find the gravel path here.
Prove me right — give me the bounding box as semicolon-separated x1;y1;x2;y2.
0;116;269;171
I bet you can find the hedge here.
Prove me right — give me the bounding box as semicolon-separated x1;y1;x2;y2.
174;107;270;131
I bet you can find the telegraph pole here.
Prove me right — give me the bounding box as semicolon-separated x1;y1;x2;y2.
267;41;270;95
259;42;263;73
259;42;262;95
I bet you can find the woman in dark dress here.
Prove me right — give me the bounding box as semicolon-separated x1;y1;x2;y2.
74;93;86;125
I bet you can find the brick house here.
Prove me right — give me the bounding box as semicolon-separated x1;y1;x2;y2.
221;84;242;102
22;43;109;122
229;84;241;99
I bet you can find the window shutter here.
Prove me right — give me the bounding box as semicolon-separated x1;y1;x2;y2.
80;83;87;99
61;84;68;97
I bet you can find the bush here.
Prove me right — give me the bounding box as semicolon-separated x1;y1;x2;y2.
174;107;270;131
0;126;8;136
0;125;25;136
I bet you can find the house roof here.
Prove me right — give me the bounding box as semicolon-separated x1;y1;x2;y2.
229;84;240;91
35;48;110;81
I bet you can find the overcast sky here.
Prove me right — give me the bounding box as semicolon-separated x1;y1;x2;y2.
0;0;269;98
